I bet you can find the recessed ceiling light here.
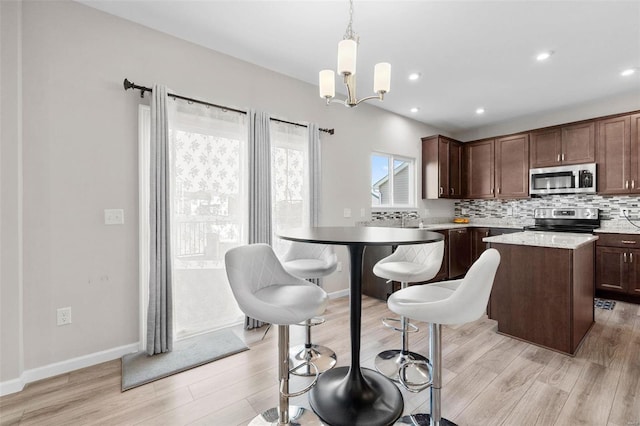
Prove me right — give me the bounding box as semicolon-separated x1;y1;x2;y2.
621;68;637;77
476;108;485;115
410;107;420;113
536;51;553;61
408;73;421;81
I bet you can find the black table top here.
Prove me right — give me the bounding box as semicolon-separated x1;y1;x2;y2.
277;226;444;246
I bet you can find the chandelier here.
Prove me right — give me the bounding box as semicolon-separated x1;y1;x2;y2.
319;0;391;107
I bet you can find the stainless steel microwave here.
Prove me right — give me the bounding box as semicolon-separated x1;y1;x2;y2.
529;163;596;195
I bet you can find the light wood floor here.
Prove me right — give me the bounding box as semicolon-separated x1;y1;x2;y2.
2;296;639;426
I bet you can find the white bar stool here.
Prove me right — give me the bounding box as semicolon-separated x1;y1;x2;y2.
225;244;329;425
373;241;444;384
389;248;501;426
282;242;338;376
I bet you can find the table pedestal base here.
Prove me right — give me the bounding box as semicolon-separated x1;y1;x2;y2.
309;366;403;426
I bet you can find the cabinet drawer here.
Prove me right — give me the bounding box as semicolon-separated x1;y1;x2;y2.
597;233;640;248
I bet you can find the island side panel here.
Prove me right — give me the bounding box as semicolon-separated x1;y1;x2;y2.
489;243;572;354
572;242;595;353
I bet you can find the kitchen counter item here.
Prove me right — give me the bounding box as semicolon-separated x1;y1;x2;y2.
483;231;598;250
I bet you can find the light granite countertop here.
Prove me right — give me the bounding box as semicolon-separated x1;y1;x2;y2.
483;231;599;249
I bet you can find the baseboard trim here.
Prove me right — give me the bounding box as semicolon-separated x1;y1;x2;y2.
328;288;349;299
0;342;139;397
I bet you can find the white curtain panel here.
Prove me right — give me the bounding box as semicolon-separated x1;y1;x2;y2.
246;110;272;329
147;84;174;355
309;123;321;227
248;110;272;245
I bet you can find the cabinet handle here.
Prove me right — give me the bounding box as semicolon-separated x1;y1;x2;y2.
557;154;560;162
631;253;634;263
562;153;565;161
450;188;454;195
491;188;495;194
633;180;636;189
498;187;501;194
622;240;637;244
624;252;627;263
440;187;443;195
626;180;629;189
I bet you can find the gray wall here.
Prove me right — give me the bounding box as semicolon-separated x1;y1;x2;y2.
0;0;444;389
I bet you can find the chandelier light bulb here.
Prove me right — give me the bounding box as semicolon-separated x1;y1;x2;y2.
337;39;358;76
374;63;391;94
319;70;336;99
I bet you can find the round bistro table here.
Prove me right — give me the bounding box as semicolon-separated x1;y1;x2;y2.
277;226;444;426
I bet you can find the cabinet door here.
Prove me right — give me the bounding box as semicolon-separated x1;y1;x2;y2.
630;113;640;193
465;140;495;199
449;228;471;278
629;249;640;296
595;246;627;293
562;122;596;165
471;227;490;263
530;128;561;168
450;141;463;198
597;115;631;195
438;137;451;198
496;133;529;198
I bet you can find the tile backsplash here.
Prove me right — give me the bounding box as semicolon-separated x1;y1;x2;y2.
455;194;640;221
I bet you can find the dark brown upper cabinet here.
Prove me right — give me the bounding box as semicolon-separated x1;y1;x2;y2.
464;134;529;199
495;133;530;198
422;135;463;199
530;122;595;168
598;113;640;195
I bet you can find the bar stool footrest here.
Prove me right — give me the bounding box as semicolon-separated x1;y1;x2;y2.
381;317;419;333
398;359;433;393
282;361;320;397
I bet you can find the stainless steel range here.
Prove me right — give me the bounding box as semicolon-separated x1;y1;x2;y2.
525;207;600;233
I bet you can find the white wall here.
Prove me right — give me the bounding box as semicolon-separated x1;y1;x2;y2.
1;0;446;391
1;0;24;386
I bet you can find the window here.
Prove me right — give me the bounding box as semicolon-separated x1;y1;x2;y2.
371;153;415;207
270;121;309;255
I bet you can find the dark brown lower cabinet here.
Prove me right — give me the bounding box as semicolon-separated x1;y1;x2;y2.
448;228;471;278
596;233;640;300
488;242;595;355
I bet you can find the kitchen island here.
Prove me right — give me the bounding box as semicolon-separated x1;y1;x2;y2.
483;231;598;355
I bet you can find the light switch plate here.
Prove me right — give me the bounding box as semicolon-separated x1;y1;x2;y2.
343;208;352;218
104;209;124;225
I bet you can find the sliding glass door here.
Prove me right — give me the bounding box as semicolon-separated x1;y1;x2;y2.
164;101;247;340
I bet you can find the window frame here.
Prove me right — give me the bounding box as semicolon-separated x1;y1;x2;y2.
370;152;417;209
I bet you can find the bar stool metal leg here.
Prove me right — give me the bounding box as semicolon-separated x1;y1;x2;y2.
290;319;337;376
249;325;322;426
375;281;429;384
395;323;457;426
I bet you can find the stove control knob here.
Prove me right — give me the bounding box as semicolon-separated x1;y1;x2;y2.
584;211;592;217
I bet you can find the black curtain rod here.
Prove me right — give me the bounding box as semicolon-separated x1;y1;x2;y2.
123;78;334;135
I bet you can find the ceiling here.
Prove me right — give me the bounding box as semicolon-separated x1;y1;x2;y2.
79;0;640;133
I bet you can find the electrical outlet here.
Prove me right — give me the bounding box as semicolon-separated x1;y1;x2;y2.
57;307;72;326
337;262;343;272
